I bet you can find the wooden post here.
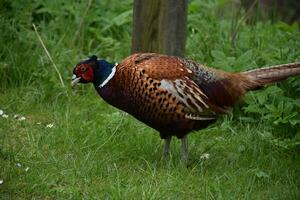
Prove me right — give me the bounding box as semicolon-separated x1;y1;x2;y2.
131;0;188;57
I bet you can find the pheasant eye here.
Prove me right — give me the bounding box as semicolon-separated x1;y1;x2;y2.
80;66;87;72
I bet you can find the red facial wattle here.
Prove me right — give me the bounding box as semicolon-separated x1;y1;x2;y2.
75;64;94;82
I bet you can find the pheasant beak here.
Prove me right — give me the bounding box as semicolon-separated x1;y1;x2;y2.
71;74;81;87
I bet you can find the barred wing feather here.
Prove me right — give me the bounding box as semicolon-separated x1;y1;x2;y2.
160;78;217;120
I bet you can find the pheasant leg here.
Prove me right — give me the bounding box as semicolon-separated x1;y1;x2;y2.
163;136;172;158
181;136;188;164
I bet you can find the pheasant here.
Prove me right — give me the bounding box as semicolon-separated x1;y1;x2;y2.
71;53;300;163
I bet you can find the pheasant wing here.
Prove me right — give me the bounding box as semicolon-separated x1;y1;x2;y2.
117;53;231;120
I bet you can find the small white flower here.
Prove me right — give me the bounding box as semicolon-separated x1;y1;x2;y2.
200;153;210;160
0;179;3;185
14;114;19;119
46;123;54;128
2;114;8;118
25;167;29;172
0;110;3;115
37;122;42;125
16;163;22;167
18;116;26;121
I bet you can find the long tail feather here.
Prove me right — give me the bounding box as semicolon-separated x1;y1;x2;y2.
242;62;300;90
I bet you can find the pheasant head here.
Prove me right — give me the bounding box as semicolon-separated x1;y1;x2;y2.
71;55;116;87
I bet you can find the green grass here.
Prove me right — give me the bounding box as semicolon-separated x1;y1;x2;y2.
1;0;300;199
1;87;299;199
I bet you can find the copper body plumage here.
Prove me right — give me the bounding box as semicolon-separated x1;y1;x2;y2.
72;53;300;163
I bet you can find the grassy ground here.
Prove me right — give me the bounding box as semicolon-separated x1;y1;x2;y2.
1;86;299;199
1;0;300;199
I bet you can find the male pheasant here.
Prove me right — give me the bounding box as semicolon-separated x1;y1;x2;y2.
71;53;300;163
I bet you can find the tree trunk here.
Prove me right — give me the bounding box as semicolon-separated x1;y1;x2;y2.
131;0;188;57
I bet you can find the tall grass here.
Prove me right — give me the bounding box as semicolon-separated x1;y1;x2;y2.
0;0;132;89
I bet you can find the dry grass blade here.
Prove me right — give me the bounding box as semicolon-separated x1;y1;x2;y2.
32;23;65;88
